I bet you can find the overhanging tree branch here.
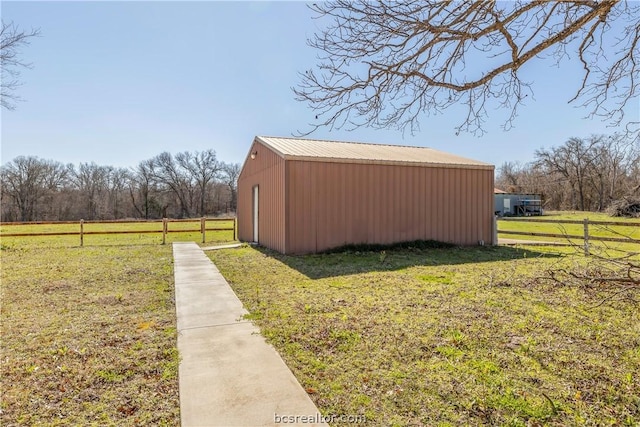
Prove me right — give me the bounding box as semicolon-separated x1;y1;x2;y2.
294;0;639;137
1;20;40;110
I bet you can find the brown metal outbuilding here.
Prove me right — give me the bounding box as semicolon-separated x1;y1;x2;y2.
237;136;495;254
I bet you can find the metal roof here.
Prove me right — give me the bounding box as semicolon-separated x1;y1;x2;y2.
255;136;493;169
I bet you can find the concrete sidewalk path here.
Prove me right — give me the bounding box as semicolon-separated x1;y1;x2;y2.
173;242;327;427
498;238;570;246
201;243;243;251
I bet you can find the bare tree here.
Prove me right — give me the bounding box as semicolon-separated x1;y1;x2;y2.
585;136;628;210
536;137;602;211
175;150;221;217
71;163;114;220
496;162;526;193
129;159;160;219
221;162;240;212
0;156;68;221
295;1;640;137
107;168;131;219
531;134;638;211
151;152;195;218
1;20;40;110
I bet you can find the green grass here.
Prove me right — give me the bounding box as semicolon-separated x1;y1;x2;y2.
2;214;636;425
208;244;640;426
0;235;183;425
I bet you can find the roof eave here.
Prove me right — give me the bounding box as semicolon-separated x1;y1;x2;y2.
282;155;494;170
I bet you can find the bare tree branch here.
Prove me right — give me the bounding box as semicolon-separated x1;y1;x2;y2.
294;0;639;137
1;20;40;110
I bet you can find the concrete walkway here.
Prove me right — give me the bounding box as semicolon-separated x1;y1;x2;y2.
173;242;327;427
498;238;570;246
201;243;243;251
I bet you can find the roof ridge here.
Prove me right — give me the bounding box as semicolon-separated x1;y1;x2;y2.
257;135;436;151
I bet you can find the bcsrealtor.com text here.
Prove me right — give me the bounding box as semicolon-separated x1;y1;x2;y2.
274;413;366;424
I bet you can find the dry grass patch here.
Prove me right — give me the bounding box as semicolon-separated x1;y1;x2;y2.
1;241;179;426
209;245;639;426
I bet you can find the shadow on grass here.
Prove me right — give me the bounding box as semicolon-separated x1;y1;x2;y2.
254;242;563;280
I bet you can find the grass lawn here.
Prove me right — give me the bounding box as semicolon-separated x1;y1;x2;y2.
2;214;636;425
0;225;235;426
0;222;234;426
208;243;640;426
1;240;181;426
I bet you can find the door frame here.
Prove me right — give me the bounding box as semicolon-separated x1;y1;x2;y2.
252;185;259;243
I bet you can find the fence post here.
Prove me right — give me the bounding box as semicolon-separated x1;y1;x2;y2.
80;219;84;247
583;218;590;255
162;218;167;245
233;217;237;241
201;217;206;243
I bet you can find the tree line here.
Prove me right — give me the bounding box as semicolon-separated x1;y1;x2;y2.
3;134;637;222
0;149;240;222
496;135;640;212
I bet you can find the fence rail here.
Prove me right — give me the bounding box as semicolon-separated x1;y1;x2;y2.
0;217;236;246
498;217;639;254
0;218;232;226
499;217;636;227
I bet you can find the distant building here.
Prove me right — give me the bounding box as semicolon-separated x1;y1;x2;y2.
237;136;495;254
494;189;542;216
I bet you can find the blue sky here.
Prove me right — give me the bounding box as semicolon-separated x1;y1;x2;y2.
2;1;638;169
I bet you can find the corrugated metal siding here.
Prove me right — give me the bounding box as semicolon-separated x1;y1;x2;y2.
237;140;286;253
286;161;494;254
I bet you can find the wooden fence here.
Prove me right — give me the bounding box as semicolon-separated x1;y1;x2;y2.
0;217;236;246
498;217;640;254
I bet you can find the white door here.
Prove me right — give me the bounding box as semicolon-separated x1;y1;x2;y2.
252;185;259;243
